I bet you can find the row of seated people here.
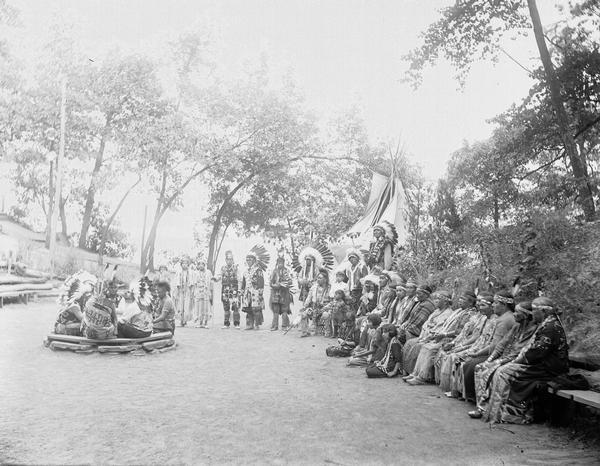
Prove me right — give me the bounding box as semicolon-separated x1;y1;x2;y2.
53;271;177;339
313;271;569;425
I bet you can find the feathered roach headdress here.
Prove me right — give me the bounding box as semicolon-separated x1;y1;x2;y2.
59;270;97;305
246;245;270;272
292;242;334;274
374;220;398;245
132;276;153;308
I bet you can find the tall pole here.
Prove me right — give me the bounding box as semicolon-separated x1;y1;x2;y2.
50;78;66;275
140;204;148;273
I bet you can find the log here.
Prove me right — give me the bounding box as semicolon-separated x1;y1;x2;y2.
142;338;175;352
49;341;94;352
158;343;177;353
46;331;172;346
97;345;141;353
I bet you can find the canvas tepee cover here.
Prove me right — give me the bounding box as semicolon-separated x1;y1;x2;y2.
346;172;408;245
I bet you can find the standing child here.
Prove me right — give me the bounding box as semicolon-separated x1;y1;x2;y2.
327;289;350;338
193;258;214;328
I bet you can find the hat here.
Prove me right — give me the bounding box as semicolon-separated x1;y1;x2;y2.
416;284;432;295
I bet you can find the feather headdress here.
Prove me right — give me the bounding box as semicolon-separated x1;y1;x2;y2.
345;247;364;262
374;220;398;245
59;270;97;305
131;276;153;308
292;242;334;274
246;245;270;272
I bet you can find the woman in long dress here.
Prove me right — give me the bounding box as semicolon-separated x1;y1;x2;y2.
193;258;214;328
174;257;194;327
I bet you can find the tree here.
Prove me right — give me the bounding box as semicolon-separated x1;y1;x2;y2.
405;0;596;220
76;54;164;248
448;131;521;229
86;204;134;259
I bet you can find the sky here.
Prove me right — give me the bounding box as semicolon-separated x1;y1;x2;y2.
7;0;568;258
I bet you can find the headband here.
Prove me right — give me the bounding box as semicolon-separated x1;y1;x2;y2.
532;304;554;311
494;294;514;305
477;298;493;306
515;304;532;315
416;287;431;295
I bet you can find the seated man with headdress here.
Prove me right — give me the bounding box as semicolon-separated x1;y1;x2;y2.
117;277;154;338
366;221;397;271
299;268;331;337
293;243;334;304
81;295;118;340
54;271;97;336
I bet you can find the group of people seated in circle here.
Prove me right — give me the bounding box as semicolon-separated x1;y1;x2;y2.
53;269;176;339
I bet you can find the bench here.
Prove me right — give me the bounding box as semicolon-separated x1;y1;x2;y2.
0;283;57;308
547;387;600;410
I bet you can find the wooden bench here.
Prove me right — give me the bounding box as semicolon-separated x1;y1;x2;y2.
548;387;600;410
0;283;56;308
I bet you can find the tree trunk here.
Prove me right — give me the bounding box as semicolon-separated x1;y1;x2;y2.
140;201;164;275
493;194;499;229
527;0;596;220
59;195;68;243
79;122;111;248
206;175;255;269
212;222;231;273
45;161;54;248
98;177;141;268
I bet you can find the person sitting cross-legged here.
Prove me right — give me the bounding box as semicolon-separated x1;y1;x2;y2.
365;324;403;378
347;313;384;367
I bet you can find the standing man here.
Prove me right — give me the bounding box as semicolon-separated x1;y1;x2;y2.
241;246;269;330
215;251;241;329
345;248;368;312
174;257;193;327
366;221;397;271
270;256;293;331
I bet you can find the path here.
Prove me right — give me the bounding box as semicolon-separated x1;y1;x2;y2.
0;299;598;465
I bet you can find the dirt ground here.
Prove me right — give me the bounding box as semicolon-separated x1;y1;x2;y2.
1;298;599;465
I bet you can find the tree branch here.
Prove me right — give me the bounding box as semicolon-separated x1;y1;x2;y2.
574;115;600;139
518;151;565;180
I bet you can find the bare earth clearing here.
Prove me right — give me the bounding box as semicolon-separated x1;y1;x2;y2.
1;299;599;465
